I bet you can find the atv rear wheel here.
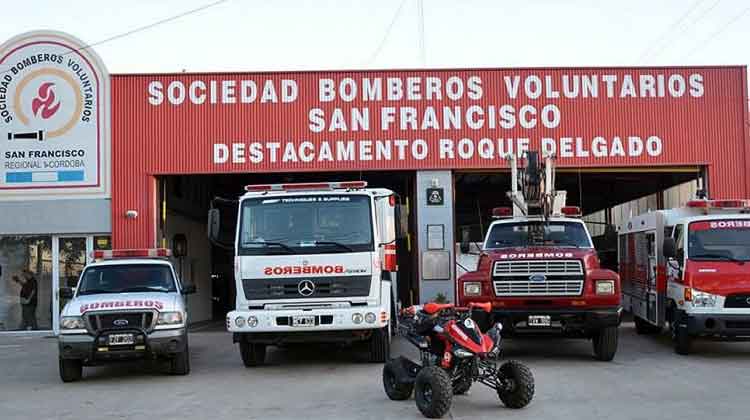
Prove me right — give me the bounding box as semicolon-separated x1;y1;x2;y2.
452;375;472;395
240;341;266;367
415;366;453;418
383;359;413;400
368;326;390;363
592;326;618;361
497;360;534;409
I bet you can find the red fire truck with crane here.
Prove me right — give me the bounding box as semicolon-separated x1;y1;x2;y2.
619;197;750;354
457;152;622;361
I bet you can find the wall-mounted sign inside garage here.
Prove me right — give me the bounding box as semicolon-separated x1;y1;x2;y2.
427;187;444;206
0;31;110;197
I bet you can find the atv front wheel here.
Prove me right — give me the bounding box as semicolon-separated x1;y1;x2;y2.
383;359;413;400
415;366;453;418
497;360;534;409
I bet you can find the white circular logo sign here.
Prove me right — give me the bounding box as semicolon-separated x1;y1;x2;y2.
0;31;109;195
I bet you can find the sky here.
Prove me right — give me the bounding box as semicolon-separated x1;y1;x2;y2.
1;0;749;74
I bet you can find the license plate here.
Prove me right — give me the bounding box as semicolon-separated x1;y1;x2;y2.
527;315;551;327
107;333;135;345
292;315;316;327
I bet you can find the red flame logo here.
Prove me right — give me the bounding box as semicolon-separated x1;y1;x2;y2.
31;82;61;119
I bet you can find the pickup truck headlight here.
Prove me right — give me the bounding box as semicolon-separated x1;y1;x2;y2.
595;280;615;295
691;290;718;308
463;282;482;296
157;311;184;326
60;316;86;330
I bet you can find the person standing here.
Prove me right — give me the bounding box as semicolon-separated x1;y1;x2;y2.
14;270;38;330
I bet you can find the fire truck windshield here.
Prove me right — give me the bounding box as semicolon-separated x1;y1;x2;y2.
238;194;374;255
485;221;592;249
688;221;750;262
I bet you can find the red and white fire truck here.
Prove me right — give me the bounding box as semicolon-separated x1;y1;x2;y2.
209;181;402;366
457;153;622;361
619;198;750;354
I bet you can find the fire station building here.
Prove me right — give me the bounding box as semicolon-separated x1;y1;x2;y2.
1;31;748;333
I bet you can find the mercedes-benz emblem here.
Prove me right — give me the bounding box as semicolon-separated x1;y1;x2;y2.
298;280;315;296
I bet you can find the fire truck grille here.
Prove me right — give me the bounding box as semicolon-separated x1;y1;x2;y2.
242;275;371;300
492;260;584;297
87;312;155;333
724;294;750;308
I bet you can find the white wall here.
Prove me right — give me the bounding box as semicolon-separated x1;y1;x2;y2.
165;211;212;324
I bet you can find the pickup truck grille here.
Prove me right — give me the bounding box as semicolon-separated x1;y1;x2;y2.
243;275;371;300
493;260;584;297
86;311;155;333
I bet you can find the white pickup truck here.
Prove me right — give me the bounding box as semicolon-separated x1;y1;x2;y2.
57;248;195;382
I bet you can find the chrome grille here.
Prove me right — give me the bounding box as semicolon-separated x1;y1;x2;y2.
493;260;583;276
493;260;584;297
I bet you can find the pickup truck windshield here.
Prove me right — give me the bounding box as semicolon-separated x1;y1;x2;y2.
485;221;592;249
688;220;750;262
77;264;177;295
239;194;374;255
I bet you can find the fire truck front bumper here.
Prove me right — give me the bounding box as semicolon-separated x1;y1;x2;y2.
487;307;622;337
685;312;750;338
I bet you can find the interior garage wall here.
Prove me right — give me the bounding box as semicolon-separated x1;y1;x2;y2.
165;211;212;324
585;180;698;236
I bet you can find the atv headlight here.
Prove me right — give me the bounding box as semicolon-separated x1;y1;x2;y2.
691;290;718;308
454;348;474;358
157;311;184;326
60;316;86;330
463;282;482;296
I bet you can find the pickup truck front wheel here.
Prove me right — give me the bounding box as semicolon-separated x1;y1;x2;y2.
59;358;83;382
592;326;618;361
170;344;191;375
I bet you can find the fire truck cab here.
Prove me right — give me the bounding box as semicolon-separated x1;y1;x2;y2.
619;199;750;354
210;181;401;366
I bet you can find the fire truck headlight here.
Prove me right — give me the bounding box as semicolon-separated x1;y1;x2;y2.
352;313;363;324
365;312;376;323
464;282;482;296
691;290;718;308
247;316;258;328
595;280;615;295
60;316;86;330
235;317;246;328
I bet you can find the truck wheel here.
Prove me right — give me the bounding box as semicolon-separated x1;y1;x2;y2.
592;326;618;361
240;341;266;367
383;359;413;400
414;366;453;418
369;326;390;363
671;315;691;355
634;317;662;335
170;345;191;375
497;360;534;409
59;358;83;383
452;376;472;395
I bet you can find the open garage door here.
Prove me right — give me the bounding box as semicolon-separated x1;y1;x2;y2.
453;167;702;275
154;171;417;323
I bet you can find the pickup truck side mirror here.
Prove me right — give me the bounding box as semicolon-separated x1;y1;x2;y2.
181;284;197;295
60;287;74;299
663;237;676;258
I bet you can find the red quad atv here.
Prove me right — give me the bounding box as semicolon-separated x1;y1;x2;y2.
382;302;534;418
